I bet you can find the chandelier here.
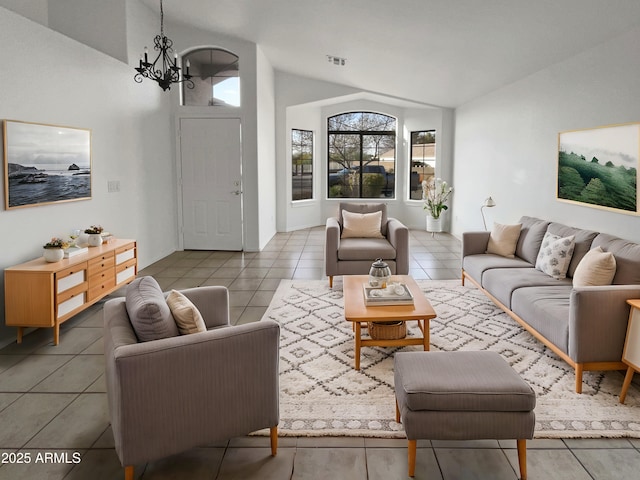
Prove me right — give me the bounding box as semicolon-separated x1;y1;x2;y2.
134;0;194;91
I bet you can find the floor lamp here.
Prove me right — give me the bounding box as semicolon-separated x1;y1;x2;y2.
481;197;496;230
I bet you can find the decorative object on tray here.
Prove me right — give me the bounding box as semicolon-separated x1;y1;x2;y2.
63;246;89;258
363;282;414;306
84;225;104;246
368;321;407;340
42;237;70;262
369;258;391;288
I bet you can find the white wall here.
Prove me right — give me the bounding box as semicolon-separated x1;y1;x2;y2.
256;45;277;249
48;0;128;62
453;24;640;243
0;0;47;25
0;7;176;345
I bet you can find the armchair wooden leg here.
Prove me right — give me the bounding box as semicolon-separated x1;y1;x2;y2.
329;276;333;288
517;439;527;480
575;364;583;394
408;439;417;477
395;398;401;423
124;465;134;480
270;426;278;456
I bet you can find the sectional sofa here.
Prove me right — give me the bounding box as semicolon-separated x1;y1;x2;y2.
462;216;640;393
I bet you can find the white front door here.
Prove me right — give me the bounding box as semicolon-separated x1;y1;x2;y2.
180;118;243;250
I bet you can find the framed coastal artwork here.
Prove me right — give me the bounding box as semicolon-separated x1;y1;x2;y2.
3;120;92;210
557;122;639;215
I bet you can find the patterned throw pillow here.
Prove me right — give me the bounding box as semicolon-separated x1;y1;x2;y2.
535;232;576;279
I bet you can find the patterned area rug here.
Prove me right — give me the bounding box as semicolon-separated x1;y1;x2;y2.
262;279;640;438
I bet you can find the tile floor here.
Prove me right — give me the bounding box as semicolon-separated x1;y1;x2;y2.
1;227;639;479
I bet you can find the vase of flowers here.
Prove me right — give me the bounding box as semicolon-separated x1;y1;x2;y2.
43;237;70;262
85;225;104;247
422;178;453;232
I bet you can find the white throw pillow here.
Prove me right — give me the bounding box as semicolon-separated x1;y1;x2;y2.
572;246;617;287
535;232;575;279
341;210;384;239
166;290;207;335
486;222;522;258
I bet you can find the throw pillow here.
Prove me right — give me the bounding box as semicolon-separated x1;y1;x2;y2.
535;232;576;279
125;276;179;342
166;290;207;335
572;246;617;287
486;223;522;258
341;210;384;239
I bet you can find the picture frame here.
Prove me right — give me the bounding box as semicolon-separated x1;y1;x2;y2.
3;120;92;209
557;122;639;215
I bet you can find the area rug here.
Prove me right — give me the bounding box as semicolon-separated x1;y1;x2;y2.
262;279;640;439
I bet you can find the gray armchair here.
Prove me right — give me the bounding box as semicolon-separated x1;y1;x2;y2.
325;202;409;288
104;285;280;480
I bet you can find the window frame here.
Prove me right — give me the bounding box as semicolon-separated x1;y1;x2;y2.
408;129;437;202
327;112;397;199
291;128;314;202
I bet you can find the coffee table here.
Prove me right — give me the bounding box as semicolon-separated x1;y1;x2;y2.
343;275;437;370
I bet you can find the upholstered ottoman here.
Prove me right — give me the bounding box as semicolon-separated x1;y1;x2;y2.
394;351;536;479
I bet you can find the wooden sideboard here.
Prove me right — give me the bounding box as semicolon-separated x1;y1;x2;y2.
4;239;137;345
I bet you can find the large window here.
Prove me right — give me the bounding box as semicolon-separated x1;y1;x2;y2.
327;112;396;198
182;48;240;107
409;130;436;200
292;129;314;201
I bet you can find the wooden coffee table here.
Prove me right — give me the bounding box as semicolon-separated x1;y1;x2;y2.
343;275;437;370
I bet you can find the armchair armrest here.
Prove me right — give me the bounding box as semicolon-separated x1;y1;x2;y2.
108;320;280;466
387;217;409;274
180;285;229;329
325;217;341;277
569;285;640;362
462;231;491;258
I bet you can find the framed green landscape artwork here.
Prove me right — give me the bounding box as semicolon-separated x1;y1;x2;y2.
558;122;639;215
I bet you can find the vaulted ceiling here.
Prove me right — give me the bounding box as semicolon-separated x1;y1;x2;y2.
143;0;640;108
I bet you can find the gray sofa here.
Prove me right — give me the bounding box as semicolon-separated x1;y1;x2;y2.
462;216;640;393
325;202;409;288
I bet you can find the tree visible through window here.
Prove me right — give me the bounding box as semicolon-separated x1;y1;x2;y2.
410;130;436;200
292;129;313;201
327;112;396;198
182;48;240;107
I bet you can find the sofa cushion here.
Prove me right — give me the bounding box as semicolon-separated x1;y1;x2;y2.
125;276;179;342
338;202;388;236
535;232;575;279
462;254;532;285
511;286;572;355
592;233;640;285
486;222;522;258
166;290;207;335
338;238;396;261
341;210;384;239
515;216;550;264
572;247;616;287
546;223;597;277
482;267;572;309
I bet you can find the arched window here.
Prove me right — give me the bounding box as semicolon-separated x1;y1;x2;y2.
182;48;240;106
327;112;396;198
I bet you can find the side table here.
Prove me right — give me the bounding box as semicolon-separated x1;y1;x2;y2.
619;299;640;404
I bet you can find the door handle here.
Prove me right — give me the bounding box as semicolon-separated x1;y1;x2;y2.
232;190;241;195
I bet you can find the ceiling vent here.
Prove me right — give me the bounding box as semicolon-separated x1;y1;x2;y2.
327;55;346;66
